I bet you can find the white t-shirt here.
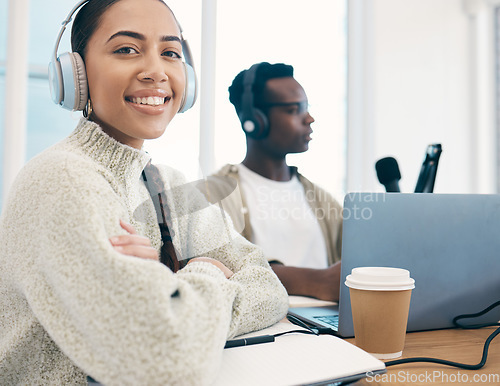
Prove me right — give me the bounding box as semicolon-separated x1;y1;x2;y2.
237;164;328;269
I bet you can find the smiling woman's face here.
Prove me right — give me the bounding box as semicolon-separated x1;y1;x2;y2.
84;0;185;149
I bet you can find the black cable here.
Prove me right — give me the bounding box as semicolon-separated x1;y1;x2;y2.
453;300;500;329
385;300;500;370
286;314;319;334
385;327;500;370
286;314;336;335
273;329;317;338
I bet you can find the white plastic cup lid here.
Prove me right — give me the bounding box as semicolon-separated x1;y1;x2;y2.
345;266;415;291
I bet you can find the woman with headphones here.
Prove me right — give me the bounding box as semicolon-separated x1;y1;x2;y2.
0;0;288;384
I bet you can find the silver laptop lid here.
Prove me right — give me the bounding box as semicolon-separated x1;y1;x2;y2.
338;193;500;337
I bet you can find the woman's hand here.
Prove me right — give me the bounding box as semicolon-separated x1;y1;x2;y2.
110;220;159;261
188;257;234;279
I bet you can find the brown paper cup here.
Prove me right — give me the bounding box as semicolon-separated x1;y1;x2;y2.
349;288;412;359
345;267;415;359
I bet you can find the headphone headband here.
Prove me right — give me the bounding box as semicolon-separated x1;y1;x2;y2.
48;0;197;113
48;0;89;108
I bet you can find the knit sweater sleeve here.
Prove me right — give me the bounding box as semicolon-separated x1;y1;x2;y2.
0;151;285;385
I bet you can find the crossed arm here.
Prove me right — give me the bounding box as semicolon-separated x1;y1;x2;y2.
110;219;234;278
110;219;343;302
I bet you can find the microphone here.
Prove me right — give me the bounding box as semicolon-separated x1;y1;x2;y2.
414;144;442;193
375;157;401;192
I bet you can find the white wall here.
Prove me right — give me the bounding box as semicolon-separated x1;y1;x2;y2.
348;0;497;194
148;1;348;200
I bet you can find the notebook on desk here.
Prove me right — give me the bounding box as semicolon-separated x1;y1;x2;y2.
288;193;500;338
214;322;385;386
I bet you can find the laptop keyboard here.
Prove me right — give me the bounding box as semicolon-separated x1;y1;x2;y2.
315;315;339;328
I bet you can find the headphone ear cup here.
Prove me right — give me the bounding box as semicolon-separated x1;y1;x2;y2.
178;62;197;113
239;107;269;139
58;52;88;111
70;52;89;111
238;63;270;139
48;57;64;105
252;108;269;139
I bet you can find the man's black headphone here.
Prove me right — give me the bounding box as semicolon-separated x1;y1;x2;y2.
238;63;269;139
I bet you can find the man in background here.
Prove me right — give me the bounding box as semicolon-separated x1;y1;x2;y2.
211;62;343;302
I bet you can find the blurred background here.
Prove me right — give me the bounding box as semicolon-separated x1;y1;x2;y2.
1;0;499;210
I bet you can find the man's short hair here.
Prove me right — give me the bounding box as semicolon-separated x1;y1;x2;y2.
228;62;294;117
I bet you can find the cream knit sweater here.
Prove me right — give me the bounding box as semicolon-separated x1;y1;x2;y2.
0;119;288;385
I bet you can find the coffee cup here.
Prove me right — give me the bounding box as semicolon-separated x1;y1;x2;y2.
345;267;415;359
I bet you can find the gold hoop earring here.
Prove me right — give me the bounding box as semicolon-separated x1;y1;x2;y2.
83;99;93;118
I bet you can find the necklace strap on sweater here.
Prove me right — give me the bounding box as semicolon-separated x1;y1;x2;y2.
142;161;182;272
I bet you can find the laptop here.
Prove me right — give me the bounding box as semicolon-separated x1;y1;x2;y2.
288;193;500;338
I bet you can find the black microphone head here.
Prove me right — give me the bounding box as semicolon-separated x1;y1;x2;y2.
375;157;401;184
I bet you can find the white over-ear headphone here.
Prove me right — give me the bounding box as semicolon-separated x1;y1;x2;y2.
48;0;198;113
